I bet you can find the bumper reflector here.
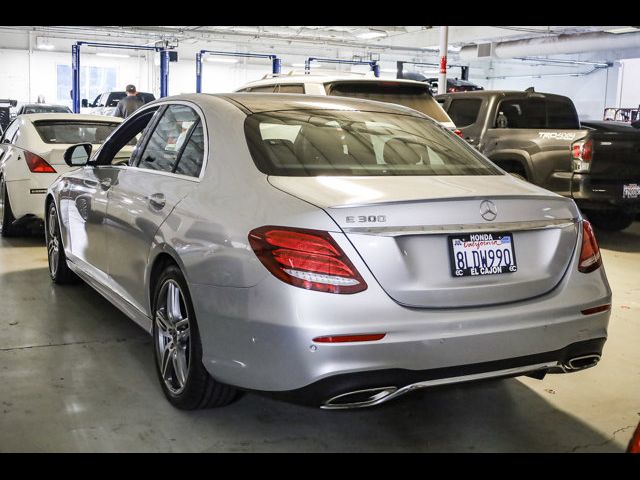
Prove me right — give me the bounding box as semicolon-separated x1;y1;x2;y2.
581;304;611;315
313;333;386;343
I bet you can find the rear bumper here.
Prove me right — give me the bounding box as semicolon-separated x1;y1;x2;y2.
190;235;611;395
571;174;640;210
264;337;606;407
6;176;58;220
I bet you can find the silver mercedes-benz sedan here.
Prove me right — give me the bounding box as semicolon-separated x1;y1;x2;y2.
45;93;611;410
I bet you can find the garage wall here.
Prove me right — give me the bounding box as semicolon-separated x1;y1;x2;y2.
618;58;640;107
0;49;155;107
485;67;619;121
167;61;278;95
0;50;30;101
0;48;292;104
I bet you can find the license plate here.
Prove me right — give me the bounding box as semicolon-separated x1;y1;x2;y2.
449;232;517;277
623;183;640;199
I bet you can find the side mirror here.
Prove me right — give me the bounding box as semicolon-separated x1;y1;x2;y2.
81;99;88;108
64;143;92;167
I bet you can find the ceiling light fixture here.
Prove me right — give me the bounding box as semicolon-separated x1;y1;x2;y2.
96;52;130;58
206;57;239;64
36;37;54;50
356;31;386;40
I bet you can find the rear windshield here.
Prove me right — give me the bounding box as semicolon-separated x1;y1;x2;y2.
22;105;72;114
244;110;501;177
325;82;452;123
33;121;120;144
496;97;579;129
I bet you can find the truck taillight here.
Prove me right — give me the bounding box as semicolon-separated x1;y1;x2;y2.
248;226;367;294
578;220;602;273
571;138;593;173
453;129;463;138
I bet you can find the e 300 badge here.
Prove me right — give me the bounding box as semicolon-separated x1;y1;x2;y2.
346;215;387;223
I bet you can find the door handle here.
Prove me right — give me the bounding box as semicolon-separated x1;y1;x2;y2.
148;193;166;210
99;178;112;190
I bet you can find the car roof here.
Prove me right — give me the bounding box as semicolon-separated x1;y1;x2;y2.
212;93;429;117
238;74;431;89
20;103;70;108
436;90;571;100
19;113;124;122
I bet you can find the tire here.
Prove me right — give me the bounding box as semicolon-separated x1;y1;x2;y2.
152;264;239;409
46;202;78;284
585;209;636;232
0;175;16;237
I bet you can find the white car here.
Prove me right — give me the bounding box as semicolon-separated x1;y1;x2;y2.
0;113;124;235
235;72;456;129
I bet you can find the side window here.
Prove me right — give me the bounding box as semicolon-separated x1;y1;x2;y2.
248;85;276;93
137;105;200;173
274;84;305;94
496;98;546;129
547;98;579;129
174;121;205;177
95;107;161;166
447;98;482;127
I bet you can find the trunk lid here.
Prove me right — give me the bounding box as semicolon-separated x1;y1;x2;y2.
38;144;104;168
269;175;580;308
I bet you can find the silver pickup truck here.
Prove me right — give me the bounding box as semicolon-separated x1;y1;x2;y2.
436;89;640;231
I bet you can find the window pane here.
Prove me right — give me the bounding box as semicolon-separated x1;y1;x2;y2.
245;110;500;177
547;98;579;129
249;86;276;93
33;121;120;144
275;84;305;93
326;82;452;123
138;105;199;173
497;99;545;129
174;122;204;177
447;98;482;127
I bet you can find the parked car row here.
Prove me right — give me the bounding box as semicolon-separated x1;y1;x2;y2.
0;77;616;412
0;114;124;234
436;89;640;231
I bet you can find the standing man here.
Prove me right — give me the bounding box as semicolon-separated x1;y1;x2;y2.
115;84;144;118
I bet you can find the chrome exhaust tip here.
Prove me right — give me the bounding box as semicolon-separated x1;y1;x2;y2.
321;386;398;410
562;354;601;372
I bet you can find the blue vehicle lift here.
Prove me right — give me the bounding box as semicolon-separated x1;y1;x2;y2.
305;57;380;77
71;41;172;113
195;50;281;93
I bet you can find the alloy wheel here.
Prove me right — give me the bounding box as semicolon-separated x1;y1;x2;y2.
0;177;5;231
155;280;192;395
47;206;60;277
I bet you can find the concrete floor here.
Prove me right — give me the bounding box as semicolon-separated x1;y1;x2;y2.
0;224;638;452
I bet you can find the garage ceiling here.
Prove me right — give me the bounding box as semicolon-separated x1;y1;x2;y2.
0;26;638;66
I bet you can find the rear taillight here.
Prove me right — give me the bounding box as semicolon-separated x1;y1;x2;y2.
453;129;463;138
571;138;593;173
628;423;640;453
578;220;602;273
248;226;367;294
24;151;56;173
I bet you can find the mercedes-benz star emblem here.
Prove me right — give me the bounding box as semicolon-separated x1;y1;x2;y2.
480;200;498;221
